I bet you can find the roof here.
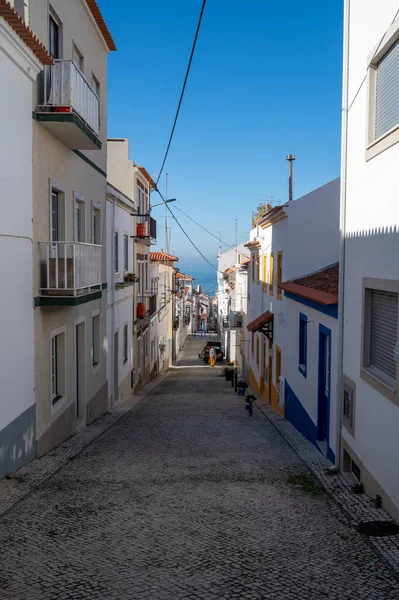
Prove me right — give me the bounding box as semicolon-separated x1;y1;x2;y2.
184;286;189;293
176;272;194;281
85;0;116;51
244;240;261;249
241;258;251;265
279;264;339;305
258;206;286;226
225;266;237;275
0;0;53;64
246;311;273;333
187;299;194;304
137;166;156;189
150;251;179;262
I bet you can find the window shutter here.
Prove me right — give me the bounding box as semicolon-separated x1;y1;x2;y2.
370;290;398;380
375;39;399;139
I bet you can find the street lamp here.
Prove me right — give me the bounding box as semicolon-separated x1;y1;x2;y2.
150;198;176;210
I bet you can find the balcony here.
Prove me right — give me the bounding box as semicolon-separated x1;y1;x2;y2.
35;61;100;150
137;293;157;319
38;242;102;305
231;311;243;328
132;215;157;246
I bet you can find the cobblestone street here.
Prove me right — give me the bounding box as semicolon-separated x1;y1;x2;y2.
1;337;399;599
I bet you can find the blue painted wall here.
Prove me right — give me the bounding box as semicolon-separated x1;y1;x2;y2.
285;380;335;462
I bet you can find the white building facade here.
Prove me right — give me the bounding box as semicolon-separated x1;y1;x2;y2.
340;1;399;519
0;3;48;477
244;180;340;460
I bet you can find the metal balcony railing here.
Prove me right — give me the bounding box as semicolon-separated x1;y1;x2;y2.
38;60;100;134
137;293;157;318
39;242;102;295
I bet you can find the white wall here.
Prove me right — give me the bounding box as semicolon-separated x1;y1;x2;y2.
0;20;41;433
342;1;399;515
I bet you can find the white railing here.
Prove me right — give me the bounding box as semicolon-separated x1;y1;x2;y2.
39;60;99;135
39;242;102;295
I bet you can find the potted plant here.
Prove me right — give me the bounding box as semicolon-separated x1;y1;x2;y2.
124;272;139;284
236;380;248;396
224;366;234;381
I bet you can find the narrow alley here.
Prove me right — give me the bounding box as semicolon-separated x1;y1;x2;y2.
0;336;398;600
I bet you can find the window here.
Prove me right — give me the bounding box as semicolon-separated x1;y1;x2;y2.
262;253;267;292
51;190;59;241
269;252;274;295
343;449;361;483
114;232;119;272
91;74;100;129
73;44;84;71
49;13;60;59
256;335;260;366
92;206;101;244
123;324;128;364
251;254;255;282
256;252;260;284
74;198;85;242
51;328;65;407
276;346;282;384
137;180;148;217
343;375;356;435
124;234;129;272
92;314;100;368
299;313;307;377
252;331;254;356
363;282;398;395
277;251;283;300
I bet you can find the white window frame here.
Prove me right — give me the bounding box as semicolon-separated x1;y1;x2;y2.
49;179;66;242
50;325;67;414
123;232;129;273
74;193;86;243
92;309;101;373
342;375;356;437
361;277;399;406
92;201;102;245
366;19;399;160
114;229;119;274
72;42;84;72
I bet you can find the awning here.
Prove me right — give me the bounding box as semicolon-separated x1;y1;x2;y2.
246;311;273;342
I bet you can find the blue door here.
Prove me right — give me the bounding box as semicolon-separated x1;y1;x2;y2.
318;325;331;444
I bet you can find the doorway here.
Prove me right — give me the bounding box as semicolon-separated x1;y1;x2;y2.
114;331;119;405
260;339;266;396
75;321;85;418
268;340;273;405
318;325;331;448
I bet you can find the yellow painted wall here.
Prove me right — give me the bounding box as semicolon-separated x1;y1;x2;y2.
271;384;284;416
249;368;261;396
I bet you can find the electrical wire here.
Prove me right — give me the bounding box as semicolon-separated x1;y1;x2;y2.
156;0;207;186
155;188;224;274
348;8;399;113
172;204;251;259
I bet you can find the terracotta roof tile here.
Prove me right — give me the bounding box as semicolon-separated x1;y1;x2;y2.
0;1;53;64
85;0;116;51
241;258;251;265
247;311;273;333
244;240;261;249
176;272;194;281
137;166;156;189
150;251;178;262
279;264;339;305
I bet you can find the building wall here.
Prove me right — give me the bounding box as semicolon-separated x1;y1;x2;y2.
283;299;338;461
0;18;42;477
105;191;135;405
342;1;399;518
30;0;109;455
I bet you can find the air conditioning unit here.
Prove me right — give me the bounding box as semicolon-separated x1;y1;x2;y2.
278;376;285;409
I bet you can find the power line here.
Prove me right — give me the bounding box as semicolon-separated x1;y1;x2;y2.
155;189;224;275
156;0;207;186
172;205;251;259
348;8;399;113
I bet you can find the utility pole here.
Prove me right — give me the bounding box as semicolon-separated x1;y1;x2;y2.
217;231;222;257
235;218;238;264
286;154;295;202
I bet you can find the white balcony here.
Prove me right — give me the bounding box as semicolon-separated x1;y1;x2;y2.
39;242;102;299
35;61;101;150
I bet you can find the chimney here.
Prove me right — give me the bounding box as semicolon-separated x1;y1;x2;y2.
286;154;295;201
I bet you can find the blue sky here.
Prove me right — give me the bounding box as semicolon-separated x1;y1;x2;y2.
99;0;343;267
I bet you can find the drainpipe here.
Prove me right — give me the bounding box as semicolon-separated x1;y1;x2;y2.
334;0;350;469
110;198;116;405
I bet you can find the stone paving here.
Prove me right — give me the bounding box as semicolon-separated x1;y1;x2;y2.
252;395;399;578
0;337;399;599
